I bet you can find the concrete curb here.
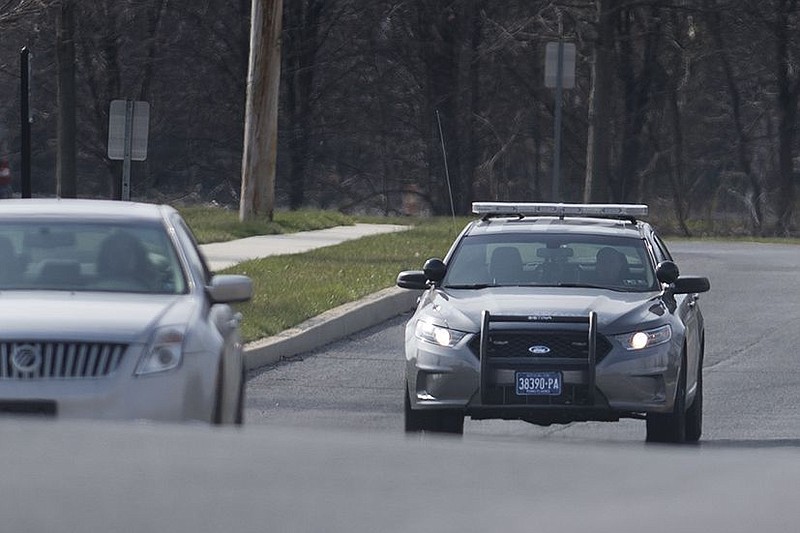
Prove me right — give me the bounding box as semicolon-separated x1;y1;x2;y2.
244;287;421;371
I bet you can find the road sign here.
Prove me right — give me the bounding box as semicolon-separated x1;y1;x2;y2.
108;100;149;201
544;42;576;89
544;41;576;202
108;100;149;161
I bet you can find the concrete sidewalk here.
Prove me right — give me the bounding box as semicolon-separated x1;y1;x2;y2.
201;223;408;271
200;224;419;371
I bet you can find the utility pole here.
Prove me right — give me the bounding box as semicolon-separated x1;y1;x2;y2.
57;0;77;198
240;0;283;222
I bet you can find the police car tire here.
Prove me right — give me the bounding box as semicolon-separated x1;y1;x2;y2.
685;351;704;443
404;382;464;435
646;352;687;444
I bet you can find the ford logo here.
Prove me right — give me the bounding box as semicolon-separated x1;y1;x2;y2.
528;345;551;355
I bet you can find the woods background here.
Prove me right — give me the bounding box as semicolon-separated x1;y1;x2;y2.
0;0;797;236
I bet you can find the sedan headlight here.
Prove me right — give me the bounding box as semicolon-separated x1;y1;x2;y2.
136;326;185;375
414;319;467;348
615;324;672;351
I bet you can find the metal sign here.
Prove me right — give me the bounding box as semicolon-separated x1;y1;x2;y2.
544;42;576;89
108;100;149;161
544;41;575;202
108;100;149;201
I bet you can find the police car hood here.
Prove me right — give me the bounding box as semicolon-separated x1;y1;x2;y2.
424;286;667;335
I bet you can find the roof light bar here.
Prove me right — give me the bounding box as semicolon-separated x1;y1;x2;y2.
472;202;648;217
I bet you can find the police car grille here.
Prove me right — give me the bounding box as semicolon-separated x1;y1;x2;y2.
469;332;612;362
0;342;127;380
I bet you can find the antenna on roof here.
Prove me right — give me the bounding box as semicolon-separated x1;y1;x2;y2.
435;109;456;231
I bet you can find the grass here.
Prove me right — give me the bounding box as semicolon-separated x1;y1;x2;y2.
178;205;355;243
219;217;470;343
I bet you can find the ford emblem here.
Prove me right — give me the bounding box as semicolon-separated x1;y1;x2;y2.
528;345;551;355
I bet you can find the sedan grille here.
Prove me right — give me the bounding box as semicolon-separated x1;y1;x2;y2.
0;342;127;380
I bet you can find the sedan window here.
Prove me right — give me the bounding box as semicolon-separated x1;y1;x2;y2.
0;222;187;294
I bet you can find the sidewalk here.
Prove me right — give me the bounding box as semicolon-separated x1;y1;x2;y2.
201;223;409;271
199;224;420;370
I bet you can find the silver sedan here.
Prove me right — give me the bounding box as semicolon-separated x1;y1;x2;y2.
0;198;252;424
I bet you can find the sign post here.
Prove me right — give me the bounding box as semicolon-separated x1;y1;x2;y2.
544;41;576;202
20;47;32;198
108;99;149;200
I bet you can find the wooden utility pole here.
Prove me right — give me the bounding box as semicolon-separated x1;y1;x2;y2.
56;0;77;198
240;0;283;221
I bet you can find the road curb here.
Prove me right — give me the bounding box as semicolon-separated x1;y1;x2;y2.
244;287;420;371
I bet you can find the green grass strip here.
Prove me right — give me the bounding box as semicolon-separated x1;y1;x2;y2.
222;217;470;343
179;206;355;244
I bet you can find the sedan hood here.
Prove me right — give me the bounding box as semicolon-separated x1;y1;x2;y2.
0;292;194;342
424;287;668;335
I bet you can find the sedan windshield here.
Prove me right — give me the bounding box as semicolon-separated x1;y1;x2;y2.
443;233;658;292
0;221;187;294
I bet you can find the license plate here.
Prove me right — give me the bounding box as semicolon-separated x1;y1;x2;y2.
515;371;562;396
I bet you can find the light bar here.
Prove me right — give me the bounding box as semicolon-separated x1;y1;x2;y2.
472;202;648;217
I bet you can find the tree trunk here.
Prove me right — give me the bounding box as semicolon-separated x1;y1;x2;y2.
240;0;283;222
584;0;615;203
285;0;322;210
706;3;764;234
775;0;798;235
418;0;480;216
56;0;77;199
615;7;658;203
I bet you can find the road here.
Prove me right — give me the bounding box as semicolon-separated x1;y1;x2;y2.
245;241;800;445
4;240;800;533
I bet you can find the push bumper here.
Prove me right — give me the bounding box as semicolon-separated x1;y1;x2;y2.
408;312;681;423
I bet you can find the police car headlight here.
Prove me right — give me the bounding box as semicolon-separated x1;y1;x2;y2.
615;325;672;351
415;320;467;348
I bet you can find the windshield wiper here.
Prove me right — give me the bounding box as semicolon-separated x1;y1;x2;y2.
554;282;609;289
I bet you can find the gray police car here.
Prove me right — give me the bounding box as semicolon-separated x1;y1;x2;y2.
397;203;710;443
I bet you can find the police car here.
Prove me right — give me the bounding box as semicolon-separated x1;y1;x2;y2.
397;203;710;443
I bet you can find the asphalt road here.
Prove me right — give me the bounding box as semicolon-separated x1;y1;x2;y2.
245;241;800;446
4;241;800;533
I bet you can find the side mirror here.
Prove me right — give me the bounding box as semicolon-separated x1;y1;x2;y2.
396;258;447;290
423;258;447;283
672;276;711;295
396;270;428;290
656;261;680;284
207;274;253;303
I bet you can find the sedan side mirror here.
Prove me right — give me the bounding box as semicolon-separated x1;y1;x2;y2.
207;274;253;303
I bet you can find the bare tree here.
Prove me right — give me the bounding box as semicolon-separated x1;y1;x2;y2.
56;0;76;198
584;0;615;203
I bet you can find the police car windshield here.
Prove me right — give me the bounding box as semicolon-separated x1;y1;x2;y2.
443;233;659;292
